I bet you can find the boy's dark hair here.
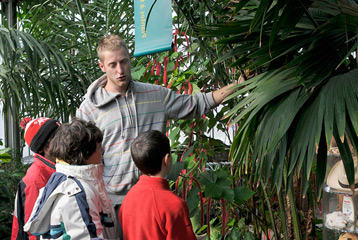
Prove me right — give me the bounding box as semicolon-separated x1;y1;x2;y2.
130;130;170;175
49;118;103;165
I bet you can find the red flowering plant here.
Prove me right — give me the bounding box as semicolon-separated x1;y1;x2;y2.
131;30;255;239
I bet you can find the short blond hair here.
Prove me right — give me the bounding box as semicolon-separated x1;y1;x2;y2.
97;34;129;62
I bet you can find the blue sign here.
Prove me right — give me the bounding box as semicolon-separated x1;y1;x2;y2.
134;0;173;57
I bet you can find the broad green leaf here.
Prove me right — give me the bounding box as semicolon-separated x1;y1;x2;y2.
131;66;146;81
205;183;223;199
168;127;181;143
199;171;217;186
333;125;355;186
234;186;255;204
186;187;199;218
243;232;256;240
0;148;11;155
221;186;235;202
167;161;184;182
184;155;196;169
234;0;251;14
226;227;245;240
249;0;272;33
181;146;194;162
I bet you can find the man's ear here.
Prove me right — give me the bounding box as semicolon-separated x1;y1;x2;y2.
98;61;105;72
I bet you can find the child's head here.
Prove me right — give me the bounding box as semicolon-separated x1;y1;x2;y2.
97;34;129;62
49;118;103;165
130;130;170;175
21;117;61;160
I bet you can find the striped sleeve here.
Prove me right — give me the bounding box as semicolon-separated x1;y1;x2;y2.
161;87;217;119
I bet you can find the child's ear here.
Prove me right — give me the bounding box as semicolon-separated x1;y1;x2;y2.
163;153;171;166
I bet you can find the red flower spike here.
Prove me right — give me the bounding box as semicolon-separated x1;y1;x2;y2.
175;177;180;194
190;177;204;227
166;120;170;137
180;32;190;58
183;85;187;94
174;59;179;72
173;29;178;52
221;198;228;237
163;57;169;86
181;180;186;200
151;60;157;76
188;83;193;94
144;60;152;77
156;62;161;76
202;84;206;92
207;198;212;238
167;79;174;89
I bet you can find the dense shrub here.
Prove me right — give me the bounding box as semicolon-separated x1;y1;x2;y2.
0;147;29;240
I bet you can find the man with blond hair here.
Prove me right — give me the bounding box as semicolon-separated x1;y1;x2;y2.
76;34;240;207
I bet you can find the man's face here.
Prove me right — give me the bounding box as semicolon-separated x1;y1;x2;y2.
99;48;131;94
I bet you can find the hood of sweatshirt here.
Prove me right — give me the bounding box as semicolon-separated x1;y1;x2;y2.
86;74;134;107
56;162;104;181
85;74;139;139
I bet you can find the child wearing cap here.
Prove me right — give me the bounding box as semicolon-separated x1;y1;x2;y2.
11;117;61;240
119;130;197;240
24;118;119;239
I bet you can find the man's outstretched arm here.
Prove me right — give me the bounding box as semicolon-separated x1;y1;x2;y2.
212;75;245;104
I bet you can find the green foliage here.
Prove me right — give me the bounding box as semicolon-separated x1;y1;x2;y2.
2;1;243;238
0;147;29;239
0;27;86;122
225;218;255;240
199;169;234;201
197;1;358;238
234;186;255;204
172;152;257;239
199;0;358;196
0;148;11;164
0;0;135;122
0;0;340;238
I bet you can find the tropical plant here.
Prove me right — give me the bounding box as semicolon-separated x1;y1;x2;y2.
0;144;29;239
0;27;86;122
1;0;249;239
6;0;352;239
0;0;136;123
131;27;257;237
197;0;358;238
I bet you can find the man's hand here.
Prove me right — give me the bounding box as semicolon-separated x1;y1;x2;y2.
237;74;245;85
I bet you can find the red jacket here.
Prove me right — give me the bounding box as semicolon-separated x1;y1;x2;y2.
119;175;196;240
11;154;56;240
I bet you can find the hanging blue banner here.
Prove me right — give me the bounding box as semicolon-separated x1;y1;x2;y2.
133;0;173;57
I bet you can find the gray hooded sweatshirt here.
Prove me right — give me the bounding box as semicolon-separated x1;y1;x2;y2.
76;75;218;204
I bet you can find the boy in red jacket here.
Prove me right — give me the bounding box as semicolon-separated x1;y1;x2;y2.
119;130;197;240
11;117;61;240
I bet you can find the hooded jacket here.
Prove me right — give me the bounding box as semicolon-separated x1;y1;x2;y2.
12;153;55;240
23;163;119;240
76;75;218;204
